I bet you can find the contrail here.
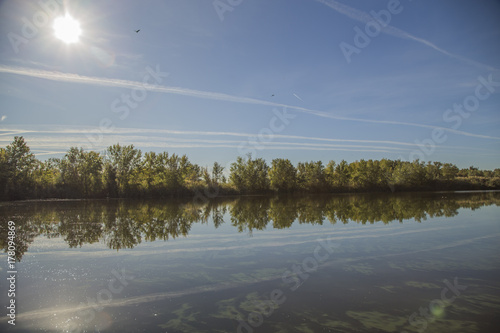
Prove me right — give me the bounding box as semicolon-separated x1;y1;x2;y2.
0;125;481;147
314;0;499;72
293;93;304;101
2;126;494;158
1;65;499;140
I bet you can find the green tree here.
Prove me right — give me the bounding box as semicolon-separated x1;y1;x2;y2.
494;169;500;178
325;160;336;188
80;151;103;196
202;166;211;186
103;162;118;197
0;148;8;199
211;162;225;186
179;155;202;187
59;147;80;192
457;168;468;177
186;163;202;186
59;148;103;197
441;163;458;181
163;153;183;191
467;166;482;177
366;159;382;187
229;155;269;192
333;160;350;188
247;157;269;191
425;161;442;183
269;158;296;191
4;136;36;199
1;137;499;199
229;156;246;191
392;160;426;188
379;158;396;191
139;151;160;192
350;159;370;188
105;144;142;195
297;161;325;191
32;158;60;197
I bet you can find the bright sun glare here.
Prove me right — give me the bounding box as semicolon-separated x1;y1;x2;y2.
53;14;81;44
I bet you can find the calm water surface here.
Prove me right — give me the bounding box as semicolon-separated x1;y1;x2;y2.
1;192;499;332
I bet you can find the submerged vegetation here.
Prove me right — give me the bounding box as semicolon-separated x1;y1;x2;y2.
1;136;499;200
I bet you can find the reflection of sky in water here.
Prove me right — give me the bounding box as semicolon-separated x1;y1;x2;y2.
0;194;499;332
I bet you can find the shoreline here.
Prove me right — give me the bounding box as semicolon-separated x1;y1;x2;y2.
2;188;499;204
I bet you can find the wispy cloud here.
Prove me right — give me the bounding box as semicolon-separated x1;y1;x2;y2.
1;65;499;140
0;125;424;146
1;126;495;159
314;0;499;72
0;126;412;155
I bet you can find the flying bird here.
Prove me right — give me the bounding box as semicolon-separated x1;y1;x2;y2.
135;29;140;33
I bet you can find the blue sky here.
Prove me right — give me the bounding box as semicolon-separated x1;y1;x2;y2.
1;0;499;170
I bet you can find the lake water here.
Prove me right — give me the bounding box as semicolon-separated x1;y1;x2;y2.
1;191;499;332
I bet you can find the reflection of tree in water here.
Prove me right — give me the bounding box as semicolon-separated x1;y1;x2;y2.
0;215;35;262
230;197;271;234
269;196;298;229
58;202;104;248
200;199;228;229
1;192;499;259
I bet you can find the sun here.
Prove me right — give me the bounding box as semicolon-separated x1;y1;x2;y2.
53;14;81;44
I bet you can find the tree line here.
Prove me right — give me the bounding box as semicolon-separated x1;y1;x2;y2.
2;191;498;260
1;136;499;200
